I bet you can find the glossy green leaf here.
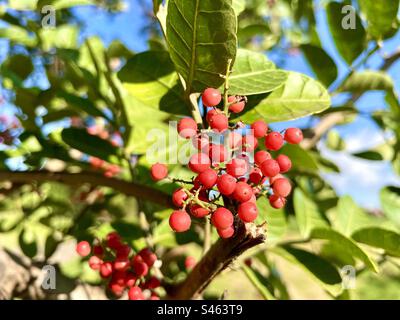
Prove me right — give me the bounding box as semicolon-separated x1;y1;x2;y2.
326;2;366;65
256;197;286;243
8;0;37;10
241;265;276;300
51;0;94;10
280;144;319;172
352;151;384;161
118;51;188;115
228;49;287;95
237;71;330;123
352;227;400;257
166;0;237;92
311;228;378;272
340;71;394;93
61;127;118;161
300;44;338;87
380;186;400;226
0;25;37;47
358;0;400;39
294;188;329;238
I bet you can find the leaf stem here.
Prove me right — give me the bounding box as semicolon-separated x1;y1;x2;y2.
223;59;233;114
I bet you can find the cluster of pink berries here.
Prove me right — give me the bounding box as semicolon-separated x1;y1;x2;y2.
150;88;303;239
76;232;161;300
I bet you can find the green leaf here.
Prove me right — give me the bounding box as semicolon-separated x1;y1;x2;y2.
326;130;346;151
352;227;400;257
51;0;94;10
293;188;329;238
256;197;286;243
118;51;188;115
241;265;276;300
352;151;384;161
279;246;342;286
326;2;366;65
44;234;60;259
380;186;400;226
237;72;330;123
311;228;378;272
166;0;237;92
340;71;394;93
279;144;319;172
300;44;338;87
228;49;287;95
19;228;38;258
358;0;400;39
336;195;376;236
232;0;245;15
61;127;118;162
1;54;33;81
8;0;37;10
0;25;37;47
39;25;79;51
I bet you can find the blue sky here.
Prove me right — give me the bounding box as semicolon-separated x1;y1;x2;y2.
1;0;400;209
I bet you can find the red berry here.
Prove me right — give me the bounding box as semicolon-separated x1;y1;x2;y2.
202;88;222;107
169;210;191;232
228;131;242;149
145;276;161;289
209;144;228;164
93;245;104;257
254;150;271;166
226;158;249;177
109;281;125;296
217;226;235;238
132;255;149;277
106;232;122;249
285;128;303;144
100;261;113;278
128;286;144;300
251;120;268;138
185;256;196;270
114;258;130;271
269;194;286;209
178;118;198;139
198;169;218;189
116;244;131;259
276;154;292;173
260;159;280;177
190;204;210;218
233;182;253;203
172;188;188;207
76;241;91;257
138;248;157;267
192;133;210;153
269;173;284;185
228;96;245;113
211;208;234;229
150;163;168;181
242;135;258;152
272;178;292;197
188;153;211;173
265;132;284;151
125;272;137;287
209;113;229;133
88;255;102;270
238;202;258;223
206;108;219;124
217;174;237;195
249;167;263;184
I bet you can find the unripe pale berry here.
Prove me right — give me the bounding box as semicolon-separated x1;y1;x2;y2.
202;88;222;107
285;128;303;144
260;159;280;177
276;154;292;173
169;210;191;232
209;144;228;164
209;113;229;133
211;208;234;229
217;174;237;195
254;150;272;166
269;194;286;209
172;188;188;207
128;286;144;300
251;120;268;138
228;96;245;113
233;182;253;203
217;226;235;238
177;118;198;139
249;167;263;184
150;163;168;181
76;241;91;257
190;204;210;218
265;132;284;151
272;178;292;197
188;153;211;173
242;135;258;152
198;169;218;189
238;202;258;223
226;158;249;177
185;256;196;270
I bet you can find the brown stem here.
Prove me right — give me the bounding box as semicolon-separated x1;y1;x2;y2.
166;221;266;300
0;170;173;208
